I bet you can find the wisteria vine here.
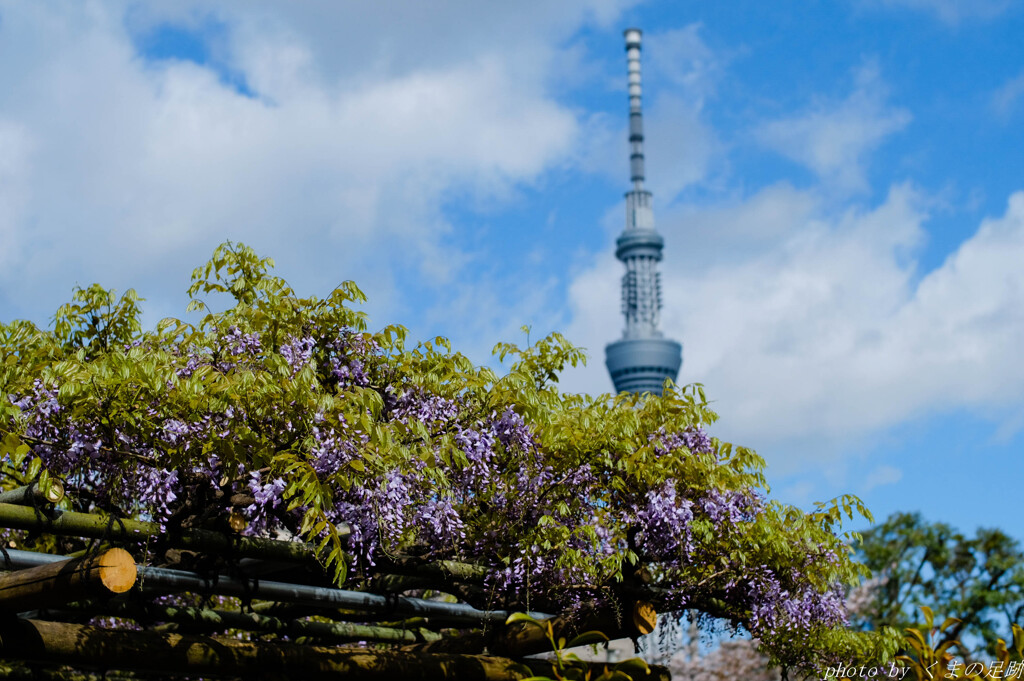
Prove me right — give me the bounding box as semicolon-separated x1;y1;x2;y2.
0;242;882;671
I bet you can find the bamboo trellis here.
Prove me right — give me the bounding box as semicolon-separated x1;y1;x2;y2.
0;485;669;681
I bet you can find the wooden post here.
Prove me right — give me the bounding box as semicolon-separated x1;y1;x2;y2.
0;548;135;612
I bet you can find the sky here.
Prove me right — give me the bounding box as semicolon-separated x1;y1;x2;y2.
1;0;1023;541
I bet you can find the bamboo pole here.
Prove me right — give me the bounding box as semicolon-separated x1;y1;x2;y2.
0;505;492;588
0;619;669;681
92;601;444;644
0;667;145;681
377;556;489;584
407;601;658;658
0;480;65;506
1;549;550;628
0;505;684;622
0;502;312;563
0;548;135;612
134;563;546;626
0;619;522;680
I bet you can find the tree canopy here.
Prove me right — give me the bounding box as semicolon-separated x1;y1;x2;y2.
0;242;897;673
855;511;1024;659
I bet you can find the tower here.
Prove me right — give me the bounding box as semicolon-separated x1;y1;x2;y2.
605;28;682;395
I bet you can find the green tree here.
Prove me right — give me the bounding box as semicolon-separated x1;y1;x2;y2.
855;512;1024;658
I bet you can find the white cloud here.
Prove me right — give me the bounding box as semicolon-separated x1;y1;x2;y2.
646;24;722;106
860;0;1017;24
0;1;620;327
644;95;721;203
127;1;636;93
571;94;719;205
993;70;1024;118
862;464;903;493
755;63;910;193
0;120;33;271
563;184;1024;477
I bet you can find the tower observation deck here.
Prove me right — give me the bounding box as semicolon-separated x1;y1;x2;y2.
605;28;683;395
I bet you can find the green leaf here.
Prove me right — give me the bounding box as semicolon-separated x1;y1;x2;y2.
612;658;650;675
566;631;610;648
505;612;543;627
939;617;960;633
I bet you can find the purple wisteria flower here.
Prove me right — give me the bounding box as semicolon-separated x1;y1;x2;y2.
391;390;458;428
280;335;315;372
416;495;465;545
700;488;763;524
649;426;714;457
493;407;534;452
13;380;102;475
732;565;848;637
310;417;363;476
133;468;180;524
224;326;262;357
328;333;376;388
375;469;412;545
633;482;695;560
243;472;287;536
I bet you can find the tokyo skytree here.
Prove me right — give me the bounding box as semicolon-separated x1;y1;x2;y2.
605;28;683;394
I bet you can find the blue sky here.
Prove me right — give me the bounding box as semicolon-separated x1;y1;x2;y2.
1;0;1023;541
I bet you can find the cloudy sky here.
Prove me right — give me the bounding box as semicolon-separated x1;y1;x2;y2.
2;0;1023;539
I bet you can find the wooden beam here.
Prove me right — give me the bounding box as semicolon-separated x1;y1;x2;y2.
0;548;135;613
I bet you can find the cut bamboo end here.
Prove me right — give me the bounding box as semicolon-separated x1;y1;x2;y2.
0;480;66;507
631;600;657;635
228;511;247;534
43;479;65;504
0;548;137;612
97;548;136;594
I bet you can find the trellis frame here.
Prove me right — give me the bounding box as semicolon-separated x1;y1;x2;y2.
0;497;667;681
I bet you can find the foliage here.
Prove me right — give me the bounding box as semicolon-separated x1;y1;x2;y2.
898;606;1024;680
0;242;897;672
506;612;652;681
855;512;1024;658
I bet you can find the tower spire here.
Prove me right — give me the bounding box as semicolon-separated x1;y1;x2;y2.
626;27;646;194
605;28;683;395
